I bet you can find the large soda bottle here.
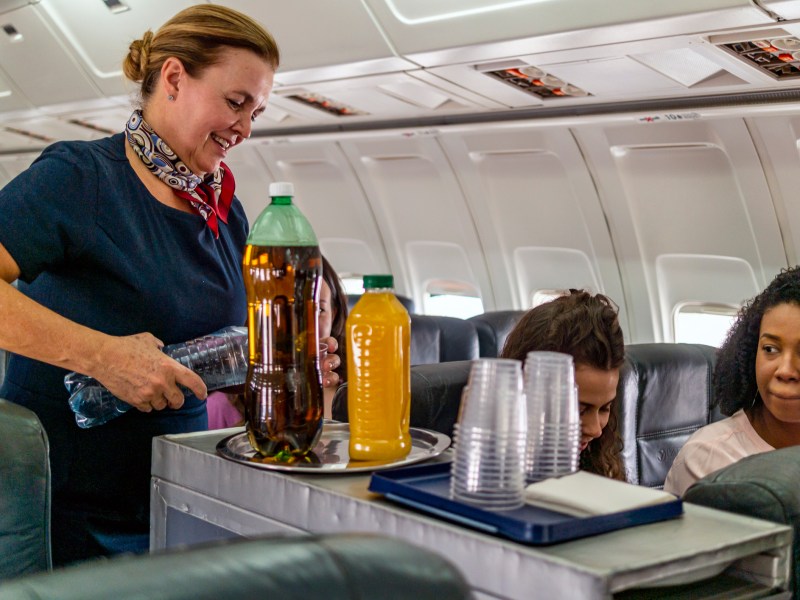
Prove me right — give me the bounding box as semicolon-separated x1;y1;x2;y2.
243;182;323;458
347;274;411;461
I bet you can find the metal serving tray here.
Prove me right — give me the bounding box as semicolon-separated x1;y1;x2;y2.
217;422;451;474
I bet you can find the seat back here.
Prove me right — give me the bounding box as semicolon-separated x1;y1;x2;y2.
332;360;472;436
683;447;800;599
348;293;416;314
616;343;723;488
409;315;479;365
467;311;526;358
0;533;471;600
0;398;51;580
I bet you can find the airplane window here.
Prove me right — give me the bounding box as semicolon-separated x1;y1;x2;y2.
341;277;365;295
531;289;569;308
424;279;483;318
425;293;484;319
674;303;738;347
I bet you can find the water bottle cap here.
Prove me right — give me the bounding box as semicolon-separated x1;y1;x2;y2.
363;274;394;289
269;181;294;198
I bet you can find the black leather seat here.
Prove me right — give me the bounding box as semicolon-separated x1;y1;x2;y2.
0;533;471;600
616;343;724;488
409;315;479;365
332;360;472;436
467;310;525;358
0;399;470;598
684;447;800;599
0;398;50;580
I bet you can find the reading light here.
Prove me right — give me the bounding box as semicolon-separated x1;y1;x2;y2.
2;24;22;43
102;0;130;14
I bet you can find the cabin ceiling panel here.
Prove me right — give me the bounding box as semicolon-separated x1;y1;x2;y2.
0;68;31;113
760;0;800;19
216;0;398;75
252;140;390;280
362;0;770;67
339;135;494;310
0;4;102;106
437;126;627;330
271;72;486;124
34;0;196;97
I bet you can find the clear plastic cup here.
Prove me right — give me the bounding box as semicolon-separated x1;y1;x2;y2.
523;351;580;483
450;359;527;511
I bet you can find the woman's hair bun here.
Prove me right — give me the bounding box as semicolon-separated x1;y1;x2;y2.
122;30;154;83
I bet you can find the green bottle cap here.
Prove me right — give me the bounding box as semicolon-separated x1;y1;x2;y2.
363;274;394;289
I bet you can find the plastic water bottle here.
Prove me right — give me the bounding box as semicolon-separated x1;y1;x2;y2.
243;181;324;458
346;274;411;461
66;326;248;428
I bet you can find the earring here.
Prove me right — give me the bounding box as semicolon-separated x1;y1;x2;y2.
167;94;175;102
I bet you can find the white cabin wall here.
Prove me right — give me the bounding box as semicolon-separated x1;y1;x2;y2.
437;125;627;335
574;116;786;342
252;140;392;282
746;114;800;267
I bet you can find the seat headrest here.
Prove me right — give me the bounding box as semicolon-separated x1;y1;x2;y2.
409;316;479;365
616;344;722;487
683;446;800;598
0;398;51;580
467;311;526;358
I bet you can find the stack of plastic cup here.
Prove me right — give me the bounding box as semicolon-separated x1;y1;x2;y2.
523;351;581;483
450;359;527;511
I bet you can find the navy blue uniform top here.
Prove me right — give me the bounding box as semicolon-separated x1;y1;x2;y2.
0;133;248;537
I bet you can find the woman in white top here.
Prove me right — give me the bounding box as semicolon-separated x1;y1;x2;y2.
665;266;800;495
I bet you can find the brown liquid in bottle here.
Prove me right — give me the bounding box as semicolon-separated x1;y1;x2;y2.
243;244;323;458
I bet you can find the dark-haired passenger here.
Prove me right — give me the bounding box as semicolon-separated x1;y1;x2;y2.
320;255;348;419
500;289;626;480
665;266;800;496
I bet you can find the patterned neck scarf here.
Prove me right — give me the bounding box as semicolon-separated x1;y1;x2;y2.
125;110;235;238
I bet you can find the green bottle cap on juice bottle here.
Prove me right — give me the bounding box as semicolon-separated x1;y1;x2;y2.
363;275;394;289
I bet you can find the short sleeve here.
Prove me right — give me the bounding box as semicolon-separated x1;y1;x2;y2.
664;437;740;496
0;142;98;282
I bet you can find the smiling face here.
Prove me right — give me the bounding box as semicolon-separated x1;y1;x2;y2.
162;46;274;176
755;302;800;426
575;364;619;454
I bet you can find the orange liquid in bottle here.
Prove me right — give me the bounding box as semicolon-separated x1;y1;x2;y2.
347;286;411;461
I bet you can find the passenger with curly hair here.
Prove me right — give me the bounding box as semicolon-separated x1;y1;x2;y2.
664;266;800;496
500;289;626;480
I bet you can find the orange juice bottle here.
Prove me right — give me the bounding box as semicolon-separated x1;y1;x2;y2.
347;275;411;461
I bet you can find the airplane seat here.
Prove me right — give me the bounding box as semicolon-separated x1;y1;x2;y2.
466;310;526;358
331;360;472;437
0;533;471;600
683;446;800;599
0;398;51;581
347;293;416;314
617;343;724;488
409;315;480;366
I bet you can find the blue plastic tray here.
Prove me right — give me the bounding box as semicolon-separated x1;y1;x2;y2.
369;462;683;545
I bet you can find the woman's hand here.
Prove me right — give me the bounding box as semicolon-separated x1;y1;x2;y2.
92;332;207;412
320;336;341;389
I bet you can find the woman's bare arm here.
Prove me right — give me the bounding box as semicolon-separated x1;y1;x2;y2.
0;242;206;411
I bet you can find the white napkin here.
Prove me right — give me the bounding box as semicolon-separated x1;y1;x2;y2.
524;471;677;517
